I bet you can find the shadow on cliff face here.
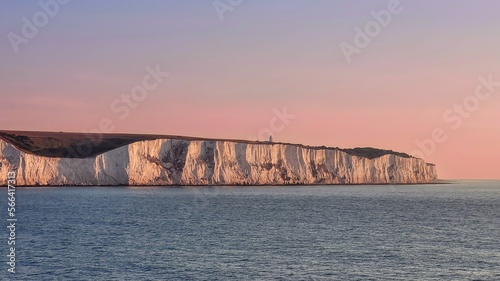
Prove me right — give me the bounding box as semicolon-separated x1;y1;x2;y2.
159;139;189;184
97;145;130;185
199;141;216;183
55;145;130;186
56;157;97;186
2;142;21;169
234;143;251;181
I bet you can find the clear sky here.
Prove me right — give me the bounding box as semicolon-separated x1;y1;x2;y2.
1;0;499;179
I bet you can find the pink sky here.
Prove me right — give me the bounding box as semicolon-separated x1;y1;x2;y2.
1;1;499;179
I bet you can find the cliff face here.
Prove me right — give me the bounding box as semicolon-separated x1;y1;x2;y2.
0;138;437;186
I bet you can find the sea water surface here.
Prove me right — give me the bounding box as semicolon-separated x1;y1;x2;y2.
1;181;499;280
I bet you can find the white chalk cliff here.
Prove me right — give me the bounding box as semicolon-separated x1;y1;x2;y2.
0;138;437;186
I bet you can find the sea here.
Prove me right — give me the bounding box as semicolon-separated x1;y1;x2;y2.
1;180;499;280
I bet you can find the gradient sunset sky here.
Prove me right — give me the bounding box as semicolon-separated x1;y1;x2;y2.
1;1;499;179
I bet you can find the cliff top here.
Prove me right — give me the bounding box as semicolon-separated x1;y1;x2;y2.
0;130;429;163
